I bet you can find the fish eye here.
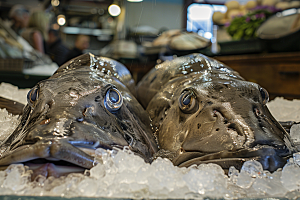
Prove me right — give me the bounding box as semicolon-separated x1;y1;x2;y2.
178;89;199;114
104;87;123;113
260;87;269;105
27;87;39;106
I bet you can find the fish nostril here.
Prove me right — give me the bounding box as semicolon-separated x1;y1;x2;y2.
213;109;228;123
213;110;218;117
224;118;228;124
180;147;186;153
83;106;95;117
197;123;201;129
228;123;236;132
47;101;53;109
254;107;262;117
40;118;51;125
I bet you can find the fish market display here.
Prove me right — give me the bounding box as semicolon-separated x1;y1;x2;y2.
0;53;158;178
137;53;295;172
1;78;300;199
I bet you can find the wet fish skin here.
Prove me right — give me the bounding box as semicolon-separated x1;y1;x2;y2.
136;53;295;172
0;53;158;171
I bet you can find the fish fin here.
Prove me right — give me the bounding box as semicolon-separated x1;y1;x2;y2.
0;96;25;115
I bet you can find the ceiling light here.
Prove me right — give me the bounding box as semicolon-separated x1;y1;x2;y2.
57;15;66;26
51;0;60;7
127;0;143;2
108;4;121;17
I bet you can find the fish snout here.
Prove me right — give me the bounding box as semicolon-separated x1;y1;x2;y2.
180;106;247;153
25;116;75;141
248;105;293;150
209;102;291;150
181;102;292;153
174;103;292;171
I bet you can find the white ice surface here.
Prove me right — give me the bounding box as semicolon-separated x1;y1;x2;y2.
0;82;29;105
23;63;58;76
267;97;300;122
1;83;300;199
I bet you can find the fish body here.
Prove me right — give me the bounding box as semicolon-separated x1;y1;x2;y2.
0;53;158;175
137;53;295;172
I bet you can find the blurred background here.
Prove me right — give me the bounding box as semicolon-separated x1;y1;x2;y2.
0;0;300;99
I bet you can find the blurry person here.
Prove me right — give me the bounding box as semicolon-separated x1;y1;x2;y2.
9;5;30;35
22;10;49;54
64;34;90;62
47;29;69;66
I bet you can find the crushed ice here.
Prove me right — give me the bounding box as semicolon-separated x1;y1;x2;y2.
0;82;29;105
1;83;300;198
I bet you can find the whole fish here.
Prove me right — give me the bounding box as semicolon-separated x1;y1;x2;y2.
137;53;295;172
0;53;158;177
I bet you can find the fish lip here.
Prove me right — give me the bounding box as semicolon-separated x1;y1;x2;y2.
0;139;130;170
0;139;97;169
173;145;291;171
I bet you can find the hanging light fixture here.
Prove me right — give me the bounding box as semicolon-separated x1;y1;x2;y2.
57;14;66;26
51;0;60;6
108;4;121;17
127;0;143;2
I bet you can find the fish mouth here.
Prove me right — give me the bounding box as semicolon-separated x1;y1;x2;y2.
0;139;128;178
173;145;291;172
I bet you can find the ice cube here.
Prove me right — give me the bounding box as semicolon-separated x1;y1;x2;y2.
183;164;227;195
148;177;169;197
3;164;31;192
89;163;105;179
235;161;263;189
281;162;300;191
252;170;287;196
51;183;67;197
293;152;300;166
291;125;300;149
0;82;30;104
267;97;300;122
136;163;152;184
77;178;98;197
113;149;146;173
241;160;263;178
0;109;19;142
236;171;255;189
228;166;239;183
43;176;66;192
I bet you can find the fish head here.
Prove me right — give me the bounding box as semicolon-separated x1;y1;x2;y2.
148;71;294;171
0;54;158;174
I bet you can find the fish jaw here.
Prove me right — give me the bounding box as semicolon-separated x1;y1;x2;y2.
0;139;95;169
173;146;290;172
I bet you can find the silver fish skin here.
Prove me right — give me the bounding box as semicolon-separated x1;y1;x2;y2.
0;53;158;171
136;53;295;172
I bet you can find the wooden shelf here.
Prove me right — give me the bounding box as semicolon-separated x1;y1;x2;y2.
215;52;300;99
